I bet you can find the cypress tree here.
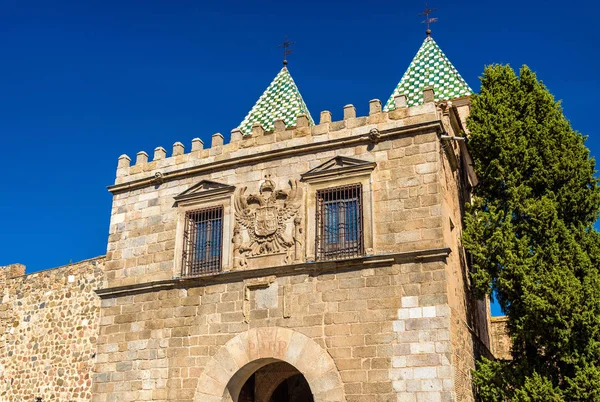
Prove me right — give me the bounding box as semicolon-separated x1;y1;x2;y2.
463;64;600;401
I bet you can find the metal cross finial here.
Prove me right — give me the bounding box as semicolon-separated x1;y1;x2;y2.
278;36;294;66
419;4;438;36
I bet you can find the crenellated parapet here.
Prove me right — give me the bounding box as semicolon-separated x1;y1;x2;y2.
4;31;492;402
112;90;468;190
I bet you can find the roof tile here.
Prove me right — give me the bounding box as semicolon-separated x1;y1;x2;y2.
384;36;472;110
238;67;313;136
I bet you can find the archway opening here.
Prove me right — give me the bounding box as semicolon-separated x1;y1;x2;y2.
195;328;345;402
237;361;314;402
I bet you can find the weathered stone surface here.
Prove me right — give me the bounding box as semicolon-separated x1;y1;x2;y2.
0;97;501;402
0;257;105;401
491;317;511;360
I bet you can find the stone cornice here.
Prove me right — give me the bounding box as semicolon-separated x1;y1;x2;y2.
300;156;377;183
95;248;451;298
107;120;445;195
173;180;236;205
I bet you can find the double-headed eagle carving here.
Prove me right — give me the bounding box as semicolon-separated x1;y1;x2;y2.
233;177;303;263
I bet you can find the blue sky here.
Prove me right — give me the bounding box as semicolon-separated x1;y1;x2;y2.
0;1;596;316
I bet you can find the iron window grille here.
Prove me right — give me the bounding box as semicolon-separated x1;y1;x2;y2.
181;205;223;276
316;184;364;261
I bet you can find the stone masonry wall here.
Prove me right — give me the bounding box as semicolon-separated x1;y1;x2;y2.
0;257;105;401
0;95;490;401
96;94;488;401
105;100;446;289
437;102;493;402
490;317;511;360
92;260;455;402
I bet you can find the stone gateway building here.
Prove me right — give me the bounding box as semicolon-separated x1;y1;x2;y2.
0;33;510;402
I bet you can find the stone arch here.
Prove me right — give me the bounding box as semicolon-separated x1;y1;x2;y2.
194;327;345;402
254;362;299;402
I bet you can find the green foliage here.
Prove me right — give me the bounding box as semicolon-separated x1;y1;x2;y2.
463;64;600;400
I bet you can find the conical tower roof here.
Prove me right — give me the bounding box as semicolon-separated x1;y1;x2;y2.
384;36;472;110
238;66;314;135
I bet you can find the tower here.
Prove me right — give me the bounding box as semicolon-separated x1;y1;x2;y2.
0;29;495;401
92;29;491;401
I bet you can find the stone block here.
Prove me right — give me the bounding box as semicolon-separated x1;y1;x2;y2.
389;106;410;120
256;133;275;145
320;110;332;123
311;123;329;136
275;129;293;141
191;138;204;151
294;126;311;137
117;154;131;168
211;133;224;147
423;87;435;103
296;113;310;128
343;104;356;120
228;128;242;143
153;147;166;160
395;94;408;108
240;135;255;147
399;395;418;402
6;263;26;278
251;124;264;137
418;392;444;402
416;163;438;175
330;120;345;131
369;99;382;115
413;366;438;379
136;151;148;165
273;119;286;132
346;116;366;129
172;142;184;156
422;306;436;318
402;296;419;308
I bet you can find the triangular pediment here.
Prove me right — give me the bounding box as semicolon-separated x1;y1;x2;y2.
174;180;235;203
301;156;376;181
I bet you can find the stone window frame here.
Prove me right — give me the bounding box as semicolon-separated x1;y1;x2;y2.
301;157;376;261
173;181;235;277
315;183;364;261
181;205;224;276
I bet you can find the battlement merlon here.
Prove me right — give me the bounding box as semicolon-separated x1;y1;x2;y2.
0;263;26;279
110;90;472;193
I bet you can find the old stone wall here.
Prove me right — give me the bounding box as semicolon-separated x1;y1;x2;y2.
0;95;491;401
436;101;492;402
105;100;447;289
93;259;456;402
490;317;511;360
95;96;490;401
0;257;105;401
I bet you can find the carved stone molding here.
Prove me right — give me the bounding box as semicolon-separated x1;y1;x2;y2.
234;177;303;266
300;156;376;183
95;249;452;298
242;276;276;323
174;180;235;205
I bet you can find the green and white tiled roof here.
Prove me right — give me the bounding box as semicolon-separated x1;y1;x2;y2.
238;66;314;135
384;36;473;110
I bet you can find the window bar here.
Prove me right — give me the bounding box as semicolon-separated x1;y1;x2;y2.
182;205;223;276
316;184;363;261
182;214;190;276
194;209;200;275
189;210;195;275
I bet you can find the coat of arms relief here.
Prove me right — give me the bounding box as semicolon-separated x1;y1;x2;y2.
233;176;304;269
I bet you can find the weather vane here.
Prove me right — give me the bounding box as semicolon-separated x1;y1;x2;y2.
278;36;294;66
419;4;438;36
